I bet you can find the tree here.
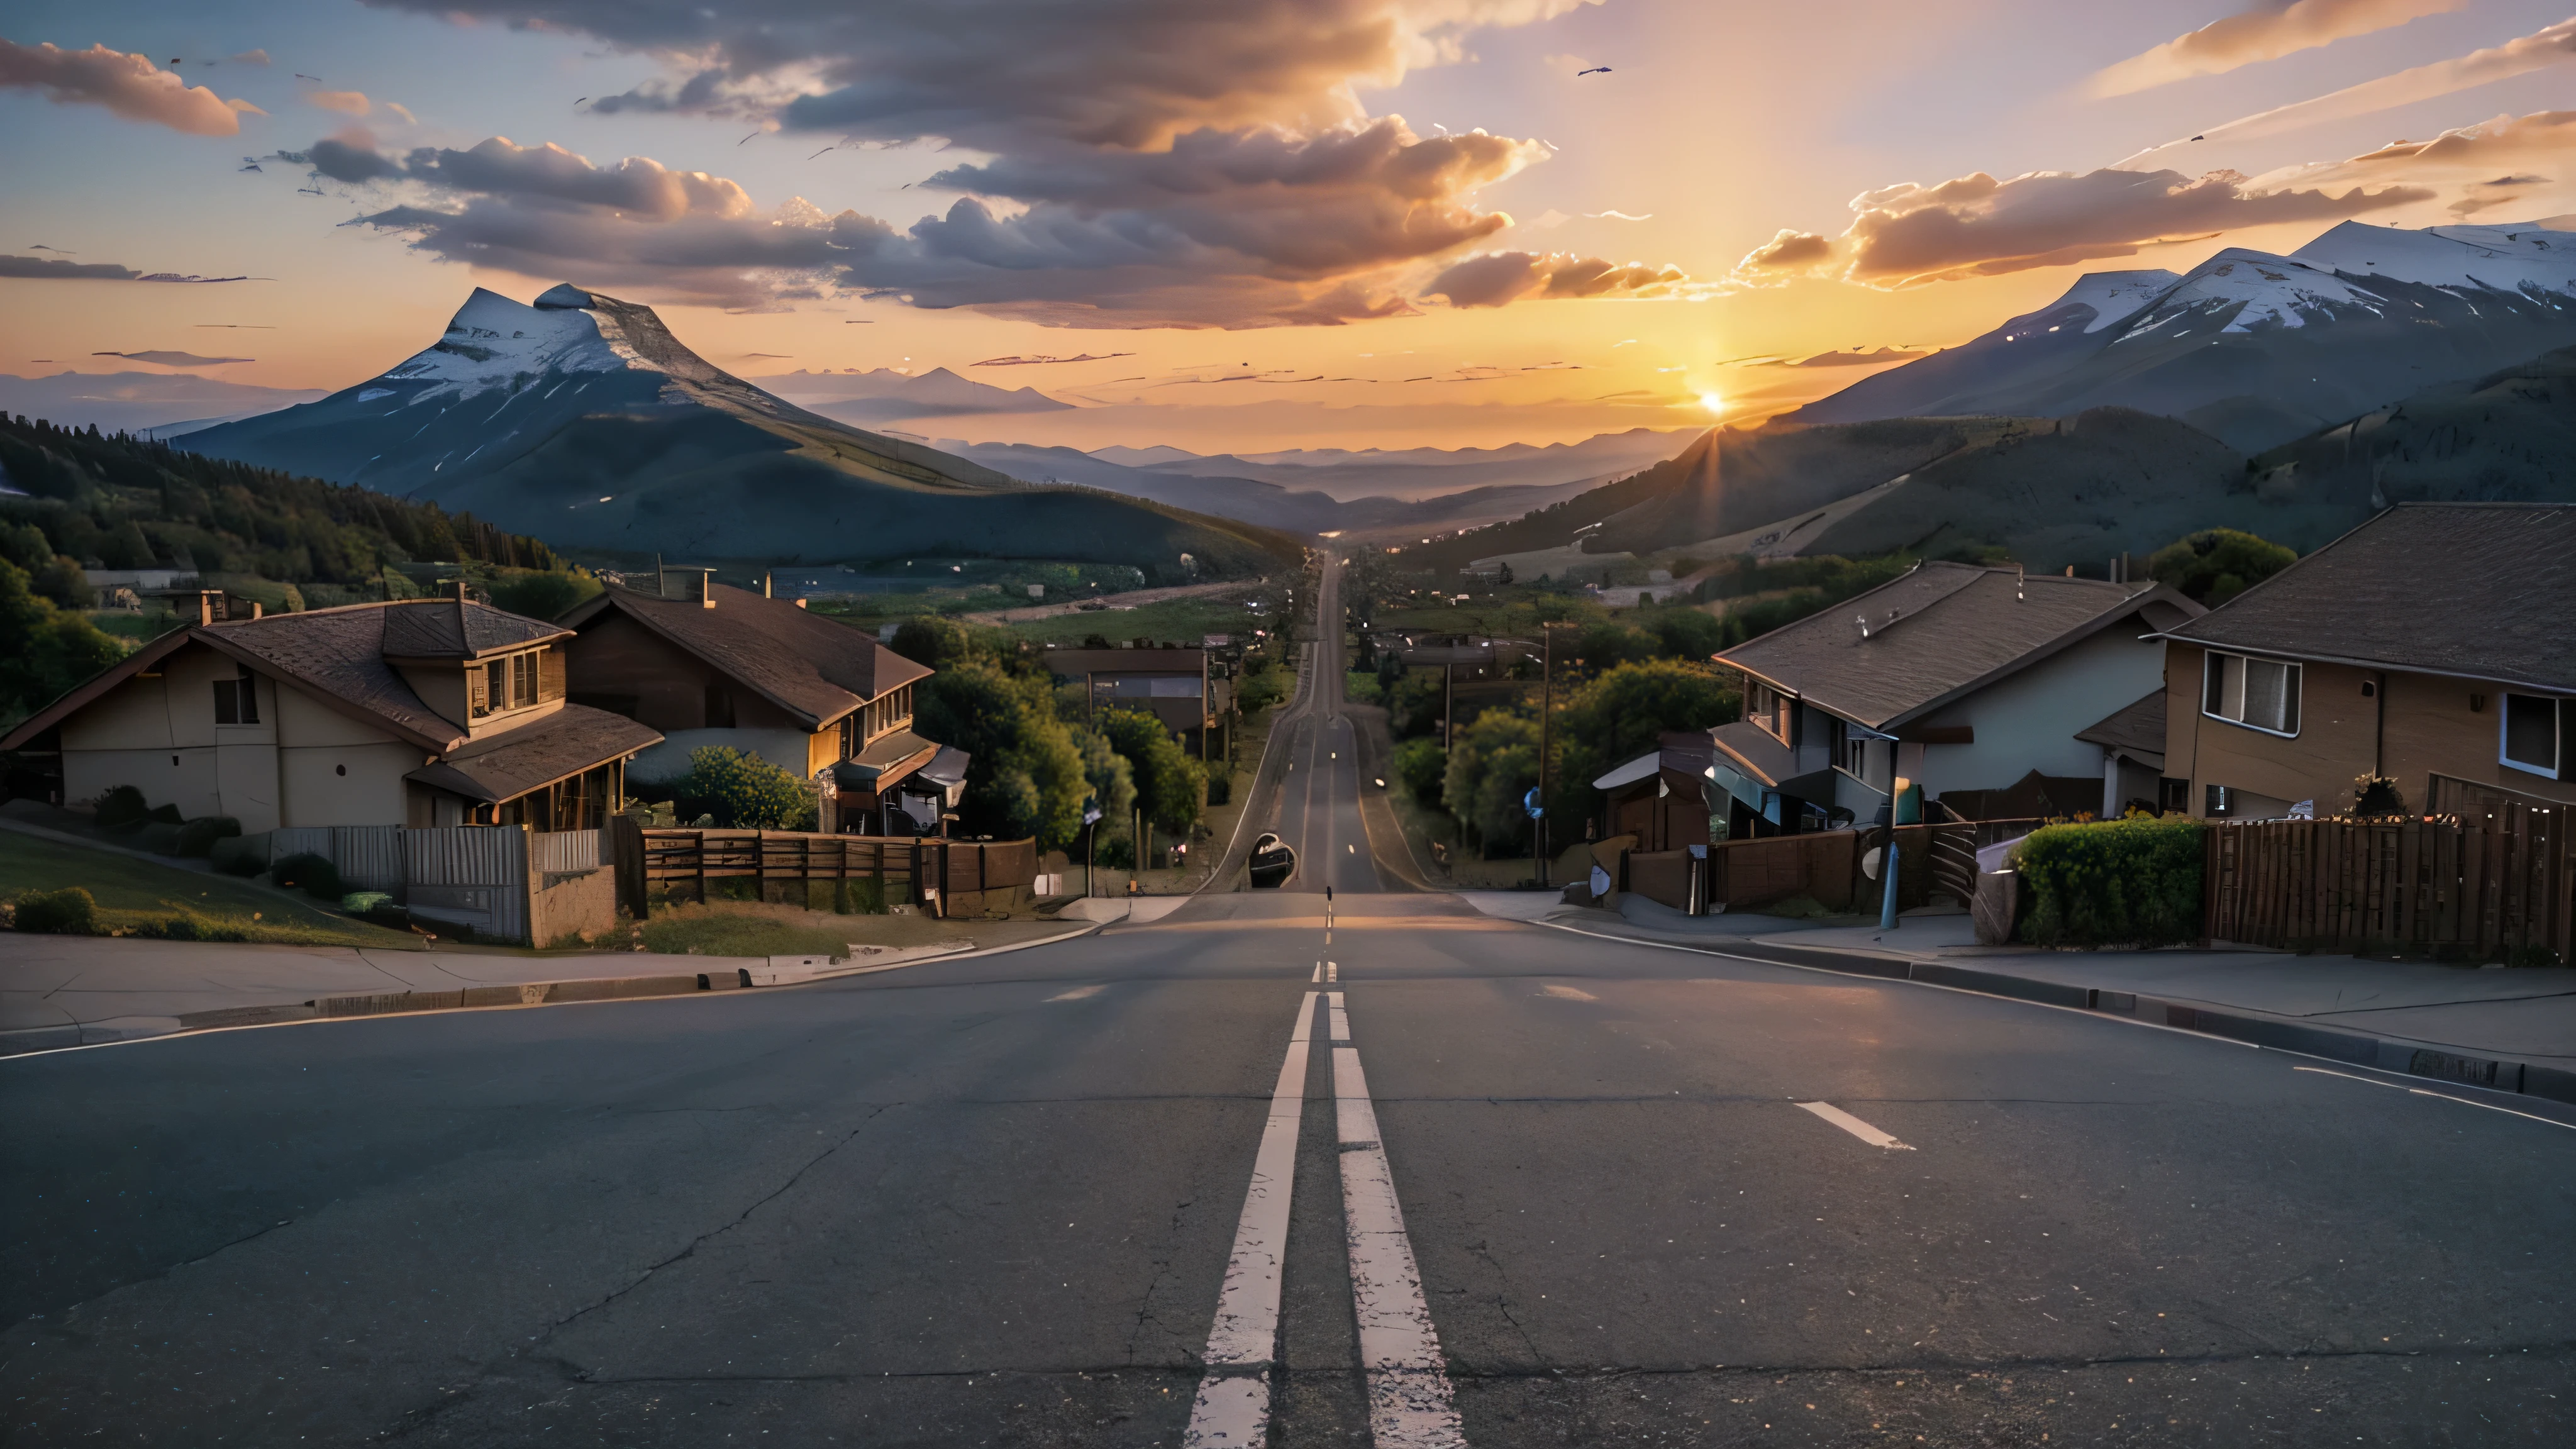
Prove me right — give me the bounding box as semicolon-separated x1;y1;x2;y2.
890;616;973;669
0;558;126;730
1548;660;1739;822
2147;528;2296;606
1392;736;1445;806
680;746;817;830
1443;711;1541;855
1099;707;1204;834
914;658;1091;850
487;570;599;621
1072;727;1136;832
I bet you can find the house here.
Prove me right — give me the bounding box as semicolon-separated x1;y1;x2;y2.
1707;562;2202;832
2158;503;2576;820
557;567;953;834
0;588;660;831
1591;731;1719;851
1039;645;1231;758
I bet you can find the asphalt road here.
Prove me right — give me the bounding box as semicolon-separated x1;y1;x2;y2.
6;557;2573;1446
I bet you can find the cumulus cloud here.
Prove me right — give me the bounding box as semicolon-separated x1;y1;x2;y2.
306;89;372;115
0;39;266;135
1422;250;1687;306
0;253;250;282
2247;109;2576;218
348;0;1600;324
2089;0;2464;97
2123;16;2576;162
1735;166;2431;288
316;119;1554;323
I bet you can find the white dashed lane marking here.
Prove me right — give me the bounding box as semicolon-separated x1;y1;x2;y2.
1797;1101;1916;1150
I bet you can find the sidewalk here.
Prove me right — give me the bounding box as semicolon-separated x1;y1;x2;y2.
1463;891;2576;1104
3;918;1094;1057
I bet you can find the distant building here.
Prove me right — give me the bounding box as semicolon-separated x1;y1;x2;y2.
557;568;955;834
0;588;658;830
2158;503;2576;819
1040;645;1231;757
1707;562;2201;831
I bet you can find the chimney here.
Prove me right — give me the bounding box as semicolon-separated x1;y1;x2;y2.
763;571;773;599
250;601;264;620
657;565;716;607
193;589;221;626
445;578;469;602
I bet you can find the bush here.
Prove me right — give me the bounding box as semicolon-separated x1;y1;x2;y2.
92;784;148;832
270;851;344;899
1206;773;1231;808
680;745;818;830
2012;817;2205;948
2147;528;2296;606
175;816;242;857
209;835;267;876
342;891;393;916
1393;736;1446;806
12;886;96;934
133;821;183;856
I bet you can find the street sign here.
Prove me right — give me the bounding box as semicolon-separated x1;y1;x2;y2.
1523;786;1544;819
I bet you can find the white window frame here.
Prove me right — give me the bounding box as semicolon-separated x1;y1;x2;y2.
1831;717;1870;785
2499;693;2568;780
2201;650;2302;738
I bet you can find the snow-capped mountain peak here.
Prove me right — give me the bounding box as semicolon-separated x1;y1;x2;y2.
2292;221;2576;296
2040;269;2182;333
384;286;637;397
2115;248;2380;341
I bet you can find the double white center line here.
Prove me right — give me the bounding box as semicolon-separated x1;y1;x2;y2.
1184;986;1463;1448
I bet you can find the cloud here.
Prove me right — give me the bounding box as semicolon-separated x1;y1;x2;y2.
229;50;272;66
306;89;372;115
0;254;250;282
1422;250;1688;307
1736;165;2432;288
91;350;253;366
324;120;1558;323
348;0;1600;325
0;40;265;135
2124;16;2576;161
2252;108;2576;186
2090;0;2465;97
1753;347;1928;369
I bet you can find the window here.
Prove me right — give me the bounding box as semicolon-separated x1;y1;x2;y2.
211;665;258;724
1831;717;1870;782
2202;651;2301;736
2502;694;2572;779
704;684;736;729
1746;679;1789;742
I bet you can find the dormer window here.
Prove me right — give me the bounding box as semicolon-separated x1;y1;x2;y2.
212;665;260;724
470;648;554;718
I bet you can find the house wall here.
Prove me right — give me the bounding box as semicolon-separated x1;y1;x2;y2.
57;642;428;831
628;728;817;787
1909;626;2165;800
2167;641;2576;816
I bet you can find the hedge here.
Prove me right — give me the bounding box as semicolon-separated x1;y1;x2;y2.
2011;817;2205;948
12;886;96;934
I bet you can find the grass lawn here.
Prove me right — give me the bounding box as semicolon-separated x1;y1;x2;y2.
1000;591;1282;647
637;897;893;958
0;831;419;947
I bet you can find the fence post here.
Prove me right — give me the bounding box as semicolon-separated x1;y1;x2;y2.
609;813;647;919
2198;820;2218;950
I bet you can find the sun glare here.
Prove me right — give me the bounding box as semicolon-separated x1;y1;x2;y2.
1697;391;1726;415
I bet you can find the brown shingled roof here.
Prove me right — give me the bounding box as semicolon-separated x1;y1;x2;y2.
2163;504;2576;692
379;597;569;660
1717;562;2200;730
405;705;663;804
567;582;931;730
197;604;466;750
2075;690;2167;761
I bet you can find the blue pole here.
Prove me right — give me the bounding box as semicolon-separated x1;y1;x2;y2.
1879;821;1901;930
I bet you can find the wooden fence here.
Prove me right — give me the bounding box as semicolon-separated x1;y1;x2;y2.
267;824;611;945
614;823;1038;919
2206;807;2575;963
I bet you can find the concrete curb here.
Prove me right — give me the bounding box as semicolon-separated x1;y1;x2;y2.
1534;918;2576;1109
1;921;1106;1059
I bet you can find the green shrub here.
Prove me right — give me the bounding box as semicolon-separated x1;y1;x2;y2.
270;851;344;899
1206;773;1231;808
1393;736;1446;806
681;745;818;830
133;821;183;856
92;785;148;832
209;835;267;876
175;816;242;857
2146;528;2296;606
833;877;888;914
2012;817;2205;948
12;886;96;934
342;891;393;915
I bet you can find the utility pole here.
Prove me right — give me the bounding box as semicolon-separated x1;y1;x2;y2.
1537;624;1555;886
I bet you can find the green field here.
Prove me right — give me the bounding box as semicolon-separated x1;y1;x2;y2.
999;592;1285;647
0;831;418;947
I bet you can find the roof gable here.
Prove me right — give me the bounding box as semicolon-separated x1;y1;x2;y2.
2165;504;2576;692
1718;561;2193;729
379;598;570;660
576;582;932;730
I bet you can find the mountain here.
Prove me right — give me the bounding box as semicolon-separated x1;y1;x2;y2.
1792;223;2576;452
2246;343;2576;510
754;366;1072;421
0;371;323;437
183;285;1297;576
939;440;1618;538
1132;428;1694;500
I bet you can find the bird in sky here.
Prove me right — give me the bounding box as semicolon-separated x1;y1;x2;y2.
808;145;835;159
1577;65;1612;75
2191;134;2205;141
739;130;760;145
574;97;588;106
296;73;323;81
168;57;181;65
29;243;73;253
239;161;263;172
